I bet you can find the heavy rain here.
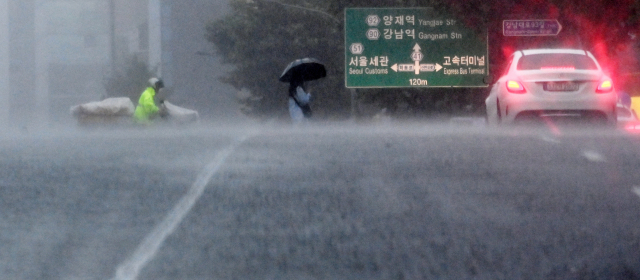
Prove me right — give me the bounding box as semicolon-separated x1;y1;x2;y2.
1;0;640;279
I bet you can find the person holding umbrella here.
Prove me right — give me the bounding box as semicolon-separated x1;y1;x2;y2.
288;75;312;123
280;58;326;124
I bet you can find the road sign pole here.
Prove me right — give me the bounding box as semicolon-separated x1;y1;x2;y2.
350;88;357;120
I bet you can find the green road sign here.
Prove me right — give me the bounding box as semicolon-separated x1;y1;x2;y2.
345;8;489;88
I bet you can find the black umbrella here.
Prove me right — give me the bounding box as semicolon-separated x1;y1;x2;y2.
279;58;326;83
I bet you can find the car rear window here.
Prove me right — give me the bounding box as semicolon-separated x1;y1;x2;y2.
517;53;598;70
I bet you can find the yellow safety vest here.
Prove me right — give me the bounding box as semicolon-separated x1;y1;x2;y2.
133;87;159;123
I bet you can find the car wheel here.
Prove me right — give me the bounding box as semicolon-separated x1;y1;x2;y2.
609;106;618;127
609;115;618;128
496;98;502;122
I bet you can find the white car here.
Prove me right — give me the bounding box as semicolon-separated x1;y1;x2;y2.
485;49;618;126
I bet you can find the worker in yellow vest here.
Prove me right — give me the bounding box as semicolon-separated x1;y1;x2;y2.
134;77;166;124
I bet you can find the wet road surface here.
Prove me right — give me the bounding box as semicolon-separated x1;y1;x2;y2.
1;122;639;279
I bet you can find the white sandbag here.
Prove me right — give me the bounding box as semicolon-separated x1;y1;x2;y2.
163;101;199;124
70;97;135;116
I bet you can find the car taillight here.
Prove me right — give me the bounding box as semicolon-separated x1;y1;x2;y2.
596;79;613;93
506;80;526;93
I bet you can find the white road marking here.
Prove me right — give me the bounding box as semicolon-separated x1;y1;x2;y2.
633;186;640;199
112;135;250;280
540;135;562;144
581;150;606;162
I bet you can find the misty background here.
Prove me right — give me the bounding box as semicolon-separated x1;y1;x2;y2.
0;0;240;130
1;0;639;130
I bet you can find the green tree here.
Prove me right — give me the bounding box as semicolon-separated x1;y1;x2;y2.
206;0;640;120
206;0;348;120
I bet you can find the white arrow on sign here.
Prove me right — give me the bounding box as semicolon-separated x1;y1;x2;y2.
391;63;443;73
389;43;443;74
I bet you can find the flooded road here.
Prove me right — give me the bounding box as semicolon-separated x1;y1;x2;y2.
1;121;639;279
